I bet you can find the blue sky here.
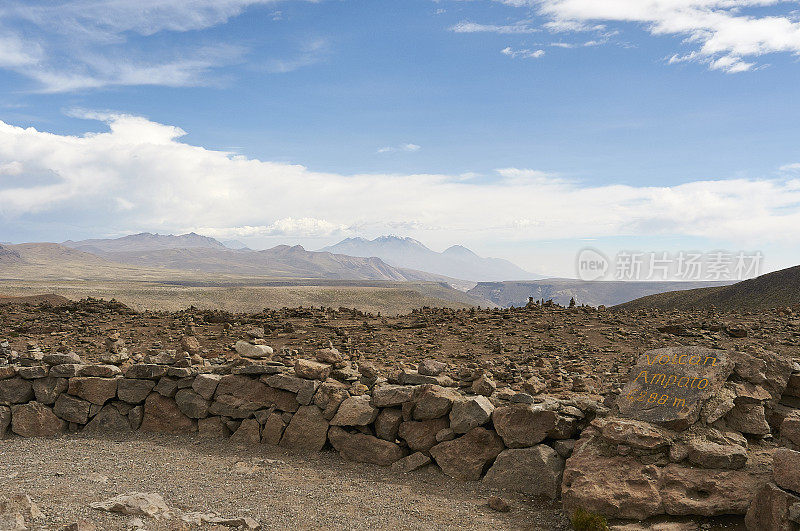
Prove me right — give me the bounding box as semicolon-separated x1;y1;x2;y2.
2;0;800;277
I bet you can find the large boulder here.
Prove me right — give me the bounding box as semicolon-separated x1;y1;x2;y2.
84;405;132;433
330;396;379;426
725;403;771;436
0;378;33;405
234;341;273;359
174;389;210;419
773;448;800;495
615;346;734;431
53;394;91;424
492;404;558;448
371;384;415;408
449;396;494;434
279;405;329;452
11;402;65;437
31;377;68;405
660;461;772;516
67;377;118;405
210;375;297;418
562;437;664;520
117;379;156;404
483;445;565;499
139;393;196;434
328;426;405;466
192;374;222;400
429;427;505;481
745;482;800;531
398;418;450;454
412;385;459;421
294;359;331;380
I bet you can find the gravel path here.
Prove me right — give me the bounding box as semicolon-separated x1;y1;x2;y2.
0;433;570;530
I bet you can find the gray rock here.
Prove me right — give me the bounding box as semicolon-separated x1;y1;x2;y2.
449;395;494;434
483;445;565;499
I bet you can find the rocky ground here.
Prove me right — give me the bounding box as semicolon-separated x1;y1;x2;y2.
0;432;568;530
1;297;797;398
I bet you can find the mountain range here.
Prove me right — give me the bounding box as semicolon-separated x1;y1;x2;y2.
319;236;537;282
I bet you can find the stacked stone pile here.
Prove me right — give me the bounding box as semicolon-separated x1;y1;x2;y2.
562;346;797;521
0;337;606;497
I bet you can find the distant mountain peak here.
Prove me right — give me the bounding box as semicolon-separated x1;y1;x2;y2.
318;235;537;282
63;232;226;254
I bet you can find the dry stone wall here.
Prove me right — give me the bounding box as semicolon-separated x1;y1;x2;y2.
3;337;799;526
0;339;604;501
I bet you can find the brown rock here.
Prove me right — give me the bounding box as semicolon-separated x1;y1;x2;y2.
0;378;33;405
192;373;222;400
67;377;118;405
0;405;10;437
211;375;297;418
488;496;511;512
412;385;458;421
391;452;432;473
483;445;565;499
371;384;416;408
471;375;496;396
595;417;674;450
449;395;494;434
375;407;403;441
31;377;68;405
773;448;800;495
11;401;65;437
53;393;91;424
429;427;505;481
230;418;261;444
328;426;405;466
117;379;156;404
686;437;747;470
198;416;230;438
124;364;168;380
279;405;329;452
744;482;800;531
725;403;771;435
174;388;210;419
84;404;132;432
661;462;771;516
492;404;558;448
783;414;800;448
562;437;663;520
139;393;196;434
398;418;450;454
330;395;379;426
261;412;287;445
294;359;331;380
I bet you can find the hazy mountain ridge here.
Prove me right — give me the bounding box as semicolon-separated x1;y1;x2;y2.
469;279;735;308
615;265;800;310
63;232;226;254
319;236;537;281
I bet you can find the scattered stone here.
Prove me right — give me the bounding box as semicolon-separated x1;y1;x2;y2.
487;496;511;513
90;492;171;519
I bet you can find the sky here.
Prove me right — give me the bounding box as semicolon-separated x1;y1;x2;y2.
1;0;800;278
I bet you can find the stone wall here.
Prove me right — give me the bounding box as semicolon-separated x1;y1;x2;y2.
0;341;605;500
561;346;800;524
3;339;799;526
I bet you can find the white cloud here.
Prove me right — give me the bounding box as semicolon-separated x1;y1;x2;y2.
451;21;539;34
501;46;545;58
1;114;800;246
779;163;800;172
484;0;800;73
0;0;299;92
263;39;330;73
377;143;422;154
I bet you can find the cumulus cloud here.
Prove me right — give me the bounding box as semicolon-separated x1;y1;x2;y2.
0;0;303;92
1;114;800;246
501;46;545;58
481;0;800;73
